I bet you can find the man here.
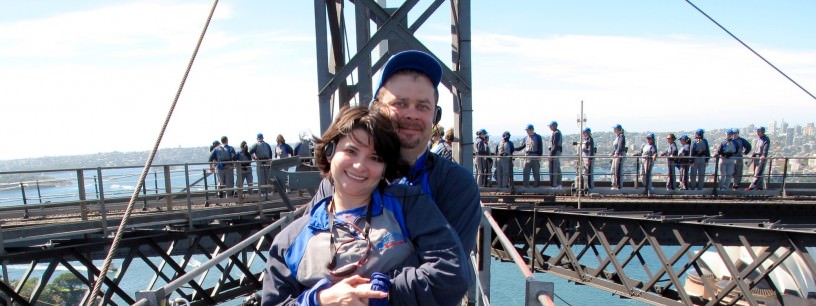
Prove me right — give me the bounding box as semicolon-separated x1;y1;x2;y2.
690;129;710;190
639;133;657;192
548;121;563;189
281;50;481;304
515;124;543;187
209;136;236;198
677;135;692;190
610;124;626;190
747;127;771;191
716;129;737;190
580;128;595;190
249;133;273;199
496;131;515;188
662;134;678;190
474;129;490;187
731;128;752;189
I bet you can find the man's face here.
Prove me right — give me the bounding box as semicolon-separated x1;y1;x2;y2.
614;128;621;134
376;73;436;151
549;125;557;132
526;129;534;136
757;130;764;137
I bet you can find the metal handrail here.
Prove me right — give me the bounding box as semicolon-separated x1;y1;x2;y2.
132;204;308;306
482;208;554;306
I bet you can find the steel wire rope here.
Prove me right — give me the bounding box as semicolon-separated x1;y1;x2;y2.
684;0;816;102
85;0;220;304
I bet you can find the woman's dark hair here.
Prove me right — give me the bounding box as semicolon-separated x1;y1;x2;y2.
314;106;407;187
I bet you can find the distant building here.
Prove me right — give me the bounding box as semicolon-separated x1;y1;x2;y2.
805;123;815;137
769;120;777;135
795;125;803;136
786;128;795;147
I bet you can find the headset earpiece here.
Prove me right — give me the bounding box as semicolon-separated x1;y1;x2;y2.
324;141;336;159
434;106;442;125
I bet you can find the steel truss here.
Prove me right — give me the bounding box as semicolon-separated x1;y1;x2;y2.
313;0;474;169
488;205;816;306
0;218;282;306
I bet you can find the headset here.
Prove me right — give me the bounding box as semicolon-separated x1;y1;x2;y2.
324;140;336;159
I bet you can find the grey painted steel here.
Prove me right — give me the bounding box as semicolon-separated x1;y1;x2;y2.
451;0;474;171
487;205;816;306
313;1;474;173
313;0;332;133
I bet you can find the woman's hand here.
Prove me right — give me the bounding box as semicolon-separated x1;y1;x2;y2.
317;275;388;306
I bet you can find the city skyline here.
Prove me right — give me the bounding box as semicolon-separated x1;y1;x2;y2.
1;1;814;160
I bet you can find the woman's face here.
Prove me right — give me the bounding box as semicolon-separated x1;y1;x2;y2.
330;129;386;200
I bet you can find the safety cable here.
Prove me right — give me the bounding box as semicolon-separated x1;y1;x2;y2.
684;0;816;102
85;0;220;305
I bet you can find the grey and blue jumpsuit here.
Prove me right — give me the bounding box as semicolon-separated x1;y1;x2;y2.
690;138;710;190
717;136;737;190
582;134;595;190
748;135;771;190
611;133;626;189
549;129;563;187
516;133;543;187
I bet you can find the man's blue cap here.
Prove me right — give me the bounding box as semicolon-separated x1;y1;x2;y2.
526;124;535;130
696;128;705;135
377;50;442;94
757;126;766;132
726;129;734;135
212;140;220;146
502;131;511;138
646;132;655;139
478;129;487;135
548;121;558;127
583;127;591;133
731;128;740;134
257;133;264;139
679;134;690;140
613;124;622;130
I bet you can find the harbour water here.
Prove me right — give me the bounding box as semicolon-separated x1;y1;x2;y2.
3;257;648;305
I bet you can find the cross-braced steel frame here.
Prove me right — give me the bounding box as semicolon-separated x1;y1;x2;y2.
0;218;282;306
313;0;474;170
488;205;816;306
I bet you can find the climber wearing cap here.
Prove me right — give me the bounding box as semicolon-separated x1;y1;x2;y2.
731;129;752;189
249;133;274;198
496;131;515;188
581;128;595;190
474;129;490;187
747;127;771;190
516;124;544;187
610;124;626;190
690;129;710;190
662;134;679;190
677;135;692;190
547;121;563;189
639;133;658;192
716;129;738;190
282;50;480;305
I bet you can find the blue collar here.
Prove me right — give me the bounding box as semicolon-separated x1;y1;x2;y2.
308;190;385;231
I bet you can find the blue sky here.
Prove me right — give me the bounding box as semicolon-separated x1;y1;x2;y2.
1;0;814;160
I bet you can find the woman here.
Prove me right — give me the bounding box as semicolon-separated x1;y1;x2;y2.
262;106;468;306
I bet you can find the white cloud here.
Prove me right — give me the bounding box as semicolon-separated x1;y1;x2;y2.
469;33;816;138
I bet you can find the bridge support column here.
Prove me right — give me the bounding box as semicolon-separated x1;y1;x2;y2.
313;0;473;171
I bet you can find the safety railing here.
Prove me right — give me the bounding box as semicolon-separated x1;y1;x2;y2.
481;207;554;306
131;205;309;306
0;157;317;220
473;153;816;195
